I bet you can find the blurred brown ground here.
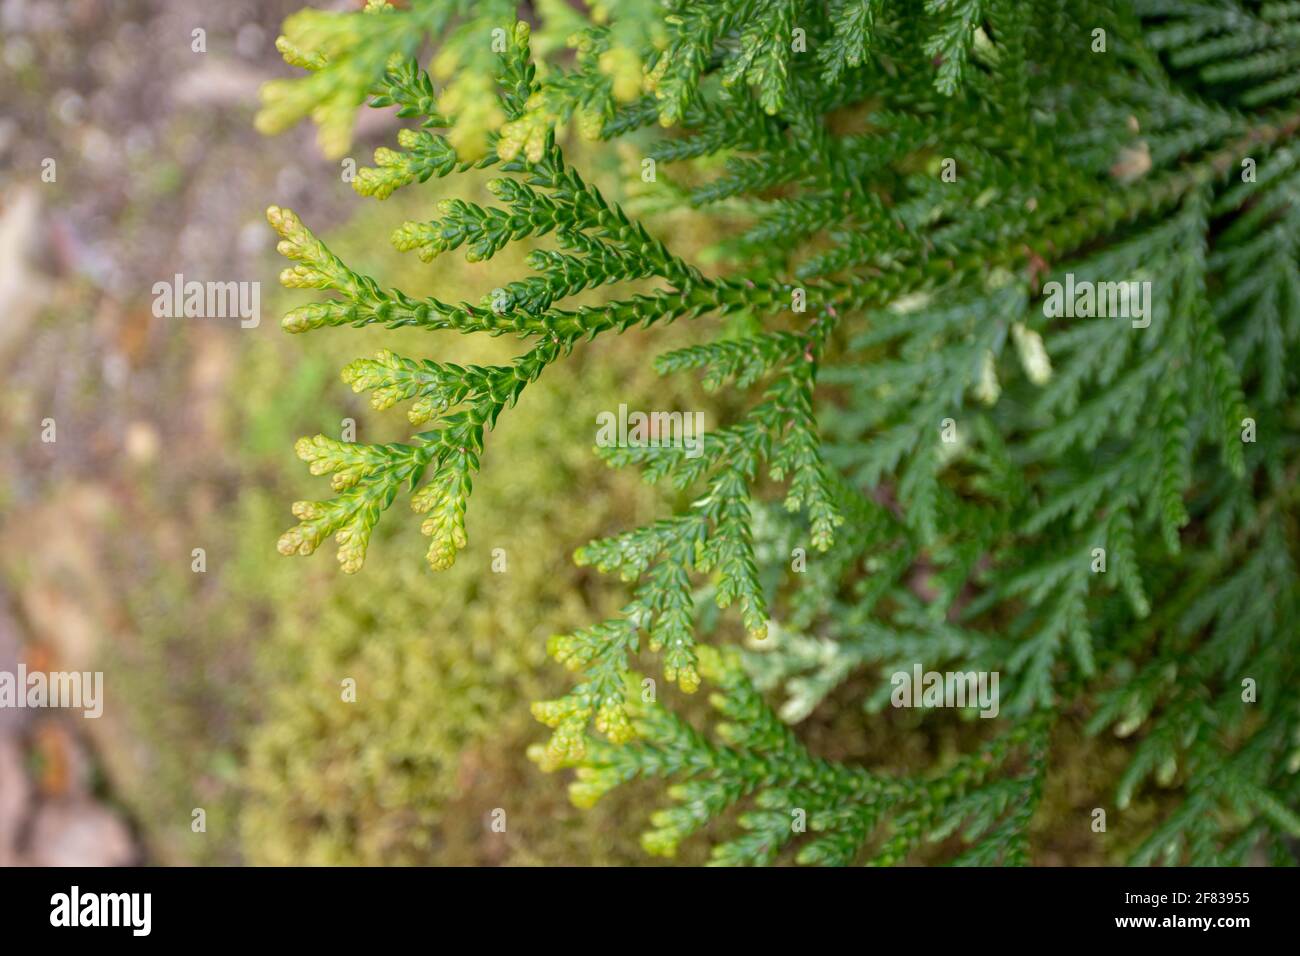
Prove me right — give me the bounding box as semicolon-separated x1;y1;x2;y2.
0;0;374;866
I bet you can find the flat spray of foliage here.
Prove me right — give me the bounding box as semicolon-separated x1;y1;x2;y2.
259;0;1300;865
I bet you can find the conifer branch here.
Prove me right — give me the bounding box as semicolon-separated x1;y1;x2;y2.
261;0;1300;865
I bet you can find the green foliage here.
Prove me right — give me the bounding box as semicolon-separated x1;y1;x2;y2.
262;1;1300;865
